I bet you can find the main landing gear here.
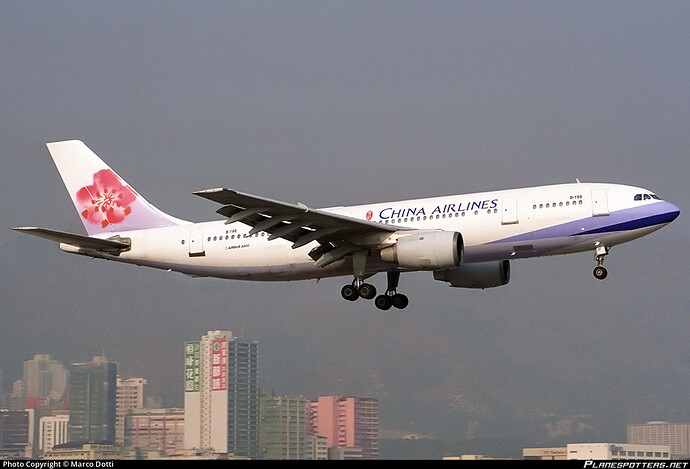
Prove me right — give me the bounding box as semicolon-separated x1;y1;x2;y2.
374;271;409;311
593;245;609;280
340;271;409;310
341;280;376;301
340;251;409;309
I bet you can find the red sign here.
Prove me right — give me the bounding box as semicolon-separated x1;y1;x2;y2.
210;339;227;391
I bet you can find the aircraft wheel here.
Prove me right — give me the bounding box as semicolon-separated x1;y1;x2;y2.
391;293;409;309
341;284;359;301
375;295;392;310
593;266;608;280
358;283;377;300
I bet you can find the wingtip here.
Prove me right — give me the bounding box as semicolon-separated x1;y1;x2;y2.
46;139;84;147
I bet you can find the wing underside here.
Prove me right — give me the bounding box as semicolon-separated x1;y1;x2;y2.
193;187;399;267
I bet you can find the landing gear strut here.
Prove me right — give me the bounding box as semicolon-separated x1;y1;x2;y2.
374;271;409;311
341;250;377;302
593;245;609;280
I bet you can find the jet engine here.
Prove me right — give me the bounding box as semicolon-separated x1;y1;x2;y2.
433;260;510;289
380;231;463;270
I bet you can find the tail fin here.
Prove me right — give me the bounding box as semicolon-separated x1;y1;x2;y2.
47;140;188;235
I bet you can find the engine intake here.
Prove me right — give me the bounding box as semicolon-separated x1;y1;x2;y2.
380;231;463;270
433;260;510;289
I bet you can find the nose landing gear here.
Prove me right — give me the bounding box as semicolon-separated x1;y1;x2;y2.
593;245;609;280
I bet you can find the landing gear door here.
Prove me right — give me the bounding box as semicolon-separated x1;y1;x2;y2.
591;189;609;217
188;228;206;257
501;197;518;225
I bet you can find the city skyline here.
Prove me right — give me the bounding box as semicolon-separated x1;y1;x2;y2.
2;1;688;451
3;350;688;459
1;345;385;460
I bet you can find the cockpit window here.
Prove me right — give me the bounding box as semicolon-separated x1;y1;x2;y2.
634;193;661;201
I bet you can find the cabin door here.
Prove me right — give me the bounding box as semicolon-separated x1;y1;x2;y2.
591;189;609;217
188;228;206;257
502;197;519;225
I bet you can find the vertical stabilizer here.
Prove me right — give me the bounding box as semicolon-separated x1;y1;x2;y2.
47;140;188;235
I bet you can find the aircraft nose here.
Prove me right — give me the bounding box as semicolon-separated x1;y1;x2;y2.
659;201;680;224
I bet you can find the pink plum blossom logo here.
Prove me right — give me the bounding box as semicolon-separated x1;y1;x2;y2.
366;210;373;221
75;169;137;228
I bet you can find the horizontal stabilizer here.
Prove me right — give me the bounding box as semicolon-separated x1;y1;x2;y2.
12;227;129;252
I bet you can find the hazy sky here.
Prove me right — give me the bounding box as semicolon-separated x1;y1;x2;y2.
1;1;688;451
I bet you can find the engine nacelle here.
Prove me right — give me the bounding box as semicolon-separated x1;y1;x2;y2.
433;260;510;289
380;231;463;270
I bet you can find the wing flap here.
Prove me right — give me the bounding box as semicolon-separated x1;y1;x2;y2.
12;227;130;252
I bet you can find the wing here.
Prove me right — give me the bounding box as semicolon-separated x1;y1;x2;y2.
12;227;130;253
193;187;400;267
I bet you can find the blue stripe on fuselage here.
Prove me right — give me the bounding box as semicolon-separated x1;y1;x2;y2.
488;202;680;245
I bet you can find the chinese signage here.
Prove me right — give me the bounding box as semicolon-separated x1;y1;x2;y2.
184;341;200;392
211;339;227;391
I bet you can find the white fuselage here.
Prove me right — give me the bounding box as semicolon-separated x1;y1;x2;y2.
67;182;679;282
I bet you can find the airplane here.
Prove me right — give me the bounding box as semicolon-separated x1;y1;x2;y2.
13;140;680;310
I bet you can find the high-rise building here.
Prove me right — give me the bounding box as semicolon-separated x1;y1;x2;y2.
22;354;69;410
125;407;185;455
305;433;329;460
259;393;307;460
68;356;117;444
115;377;147;445
0;409;37;458
0;369;5;407
307;396;379;460
627;421;690;459
184;330;259;458
8;380;26;411
39;412;69;455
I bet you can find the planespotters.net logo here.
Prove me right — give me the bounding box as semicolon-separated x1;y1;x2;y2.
583;462;687;468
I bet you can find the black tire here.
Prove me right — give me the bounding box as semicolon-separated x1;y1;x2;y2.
391;293;409;309
358;283;377;300
593;266;608;280
375;295;392;310
341;284;359;301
